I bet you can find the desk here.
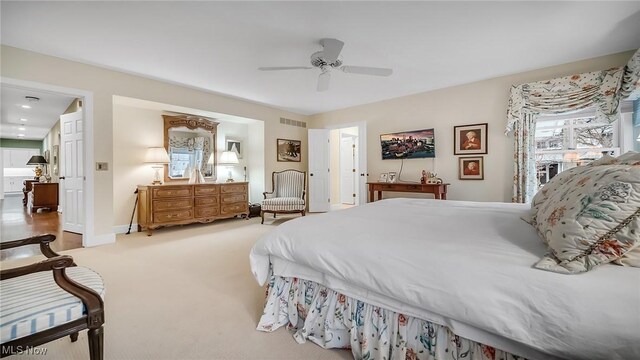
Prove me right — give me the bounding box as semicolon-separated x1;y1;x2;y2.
367;182;449;202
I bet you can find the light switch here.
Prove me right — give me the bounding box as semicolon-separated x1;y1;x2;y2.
96;162;108;171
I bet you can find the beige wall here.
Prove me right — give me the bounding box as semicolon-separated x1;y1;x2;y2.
1;45;308;245
310;50;635;203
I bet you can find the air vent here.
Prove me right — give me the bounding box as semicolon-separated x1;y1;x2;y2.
280;117;306;128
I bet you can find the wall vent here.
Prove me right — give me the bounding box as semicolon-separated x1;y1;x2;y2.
280;117;306;128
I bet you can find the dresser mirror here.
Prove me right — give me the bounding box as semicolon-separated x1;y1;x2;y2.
163;114;219;182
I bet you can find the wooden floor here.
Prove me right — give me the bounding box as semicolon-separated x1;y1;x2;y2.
1;194;82;260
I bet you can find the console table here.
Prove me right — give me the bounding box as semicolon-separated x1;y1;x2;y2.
367;182;449;202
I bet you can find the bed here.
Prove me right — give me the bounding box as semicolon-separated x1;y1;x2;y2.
250;198;640;360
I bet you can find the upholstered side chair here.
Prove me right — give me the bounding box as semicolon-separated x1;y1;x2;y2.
0;234;105;360
261;170;306;224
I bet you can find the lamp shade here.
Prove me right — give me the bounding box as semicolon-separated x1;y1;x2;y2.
26;155;48;165
144;147;170;164
219;151;239;165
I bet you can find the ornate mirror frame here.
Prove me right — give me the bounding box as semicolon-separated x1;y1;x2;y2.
163;114;219;183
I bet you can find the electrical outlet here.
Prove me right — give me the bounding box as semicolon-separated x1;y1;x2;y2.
96;162;108;171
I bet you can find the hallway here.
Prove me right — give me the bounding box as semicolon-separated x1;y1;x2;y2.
0;194;82;260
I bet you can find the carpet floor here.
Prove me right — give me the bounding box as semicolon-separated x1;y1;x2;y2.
4;216;351;360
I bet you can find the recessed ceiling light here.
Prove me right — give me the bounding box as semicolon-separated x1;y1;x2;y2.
18;127;26;131
20;118;28;122
17;134;25;137
21;105;31;109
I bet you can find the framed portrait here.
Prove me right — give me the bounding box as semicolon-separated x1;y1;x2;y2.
454;123;488;155
226;138;242;159
388;172;397;183
277;138;301;162
52;145;59;175
459;156;484;180
378;173;388;183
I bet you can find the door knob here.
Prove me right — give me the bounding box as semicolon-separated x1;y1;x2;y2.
59;176;66;180
310;173;314;176
360;173;365;176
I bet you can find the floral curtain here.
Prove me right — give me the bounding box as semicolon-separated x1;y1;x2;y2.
505;48;640;203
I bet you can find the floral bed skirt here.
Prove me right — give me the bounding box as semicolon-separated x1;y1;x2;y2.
257;275;526;360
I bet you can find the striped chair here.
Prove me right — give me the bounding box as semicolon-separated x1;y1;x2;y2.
0;235;105;360
261;170;306;224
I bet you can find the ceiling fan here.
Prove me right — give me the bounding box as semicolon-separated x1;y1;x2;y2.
258;38;393;92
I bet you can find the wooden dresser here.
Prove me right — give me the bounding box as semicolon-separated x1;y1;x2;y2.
137;182;249;236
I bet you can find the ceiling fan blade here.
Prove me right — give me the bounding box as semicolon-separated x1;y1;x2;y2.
317;71;331;92
258;66;313;71
341;66;393;76
319;38;344;63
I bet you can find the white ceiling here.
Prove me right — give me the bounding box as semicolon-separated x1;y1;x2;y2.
0;85;76;140
2;2;639;115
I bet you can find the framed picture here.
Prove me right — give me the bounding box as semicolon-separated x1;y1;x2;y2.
378;173;388;183
277;139;301;162
226;138;242;159
388;172;397;183
454;123;488;155
459;156;484;180
44;150;50;162
52;145;59;175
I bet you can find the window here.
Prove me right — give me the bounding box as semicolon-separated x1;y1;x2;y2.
534;115;619;188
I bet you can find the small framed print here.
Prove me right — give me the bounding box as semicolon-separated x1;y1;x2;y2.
388;172;397;183
454;123;488;155
378;173;388;183
459;156;484;180
225;138;242;159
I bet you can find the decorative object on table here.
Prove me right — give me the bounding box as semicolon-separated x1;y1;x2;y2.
277;139;301;162
144;147;170;185
226;138;242;159
52;145;59;175
388;172;397;183
220;151;239;182
380;128;435;159
454;123;488;155
420;170;428;184
458;156;484;180
421;170;442;184
378;173;389;183
26;155;48;179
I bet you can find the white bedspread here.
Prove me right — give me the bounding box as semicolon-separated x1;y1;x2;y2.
250;199;640;360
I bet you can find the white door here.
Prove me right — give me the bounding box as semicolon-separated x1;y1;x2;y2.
308;129;331;212
340;136;356;204
60;110;84;234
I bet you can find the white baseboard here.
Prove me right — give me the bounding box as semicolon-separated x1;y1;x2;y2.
113;224;138;234
85;233;116;247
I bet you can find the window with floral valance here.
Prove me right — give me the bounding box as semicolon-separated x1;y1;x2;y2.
505;48;640;203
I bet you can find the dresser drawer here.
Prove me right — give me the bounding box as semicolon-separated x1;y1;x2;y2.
152;186;193;198
220;184;247;194
195;196;218;206
220;202;248;215
221;193;247;204
153;198;192;211
195;206;220;218
194;185;219;196
153;209;193;223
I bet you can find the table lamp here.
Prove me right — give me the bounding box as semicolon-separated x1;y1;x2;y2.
219;151;239;182
144;147;170;185
27;155;48;179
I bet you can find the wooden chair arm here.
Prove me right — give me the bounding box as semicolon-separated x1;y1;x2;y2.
1;255;74;281
0;234;63;259
0;255;105;328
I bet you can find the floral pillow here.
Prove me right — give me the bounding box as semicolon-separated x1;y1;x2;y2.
522;166;583;226
533;164;640;274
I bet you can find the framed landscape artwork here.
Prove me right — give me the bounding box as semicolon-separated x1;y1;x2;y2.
454;123;488;155
277;139;301;162
459;156;484;180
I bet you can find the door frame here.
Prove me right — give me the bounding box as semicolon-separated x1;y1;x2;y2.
325;121;367;206
1;77;95;247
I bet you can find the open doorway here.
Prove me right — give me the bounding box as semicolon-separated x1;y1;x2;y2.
329;126;360;211
0;83;84;258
